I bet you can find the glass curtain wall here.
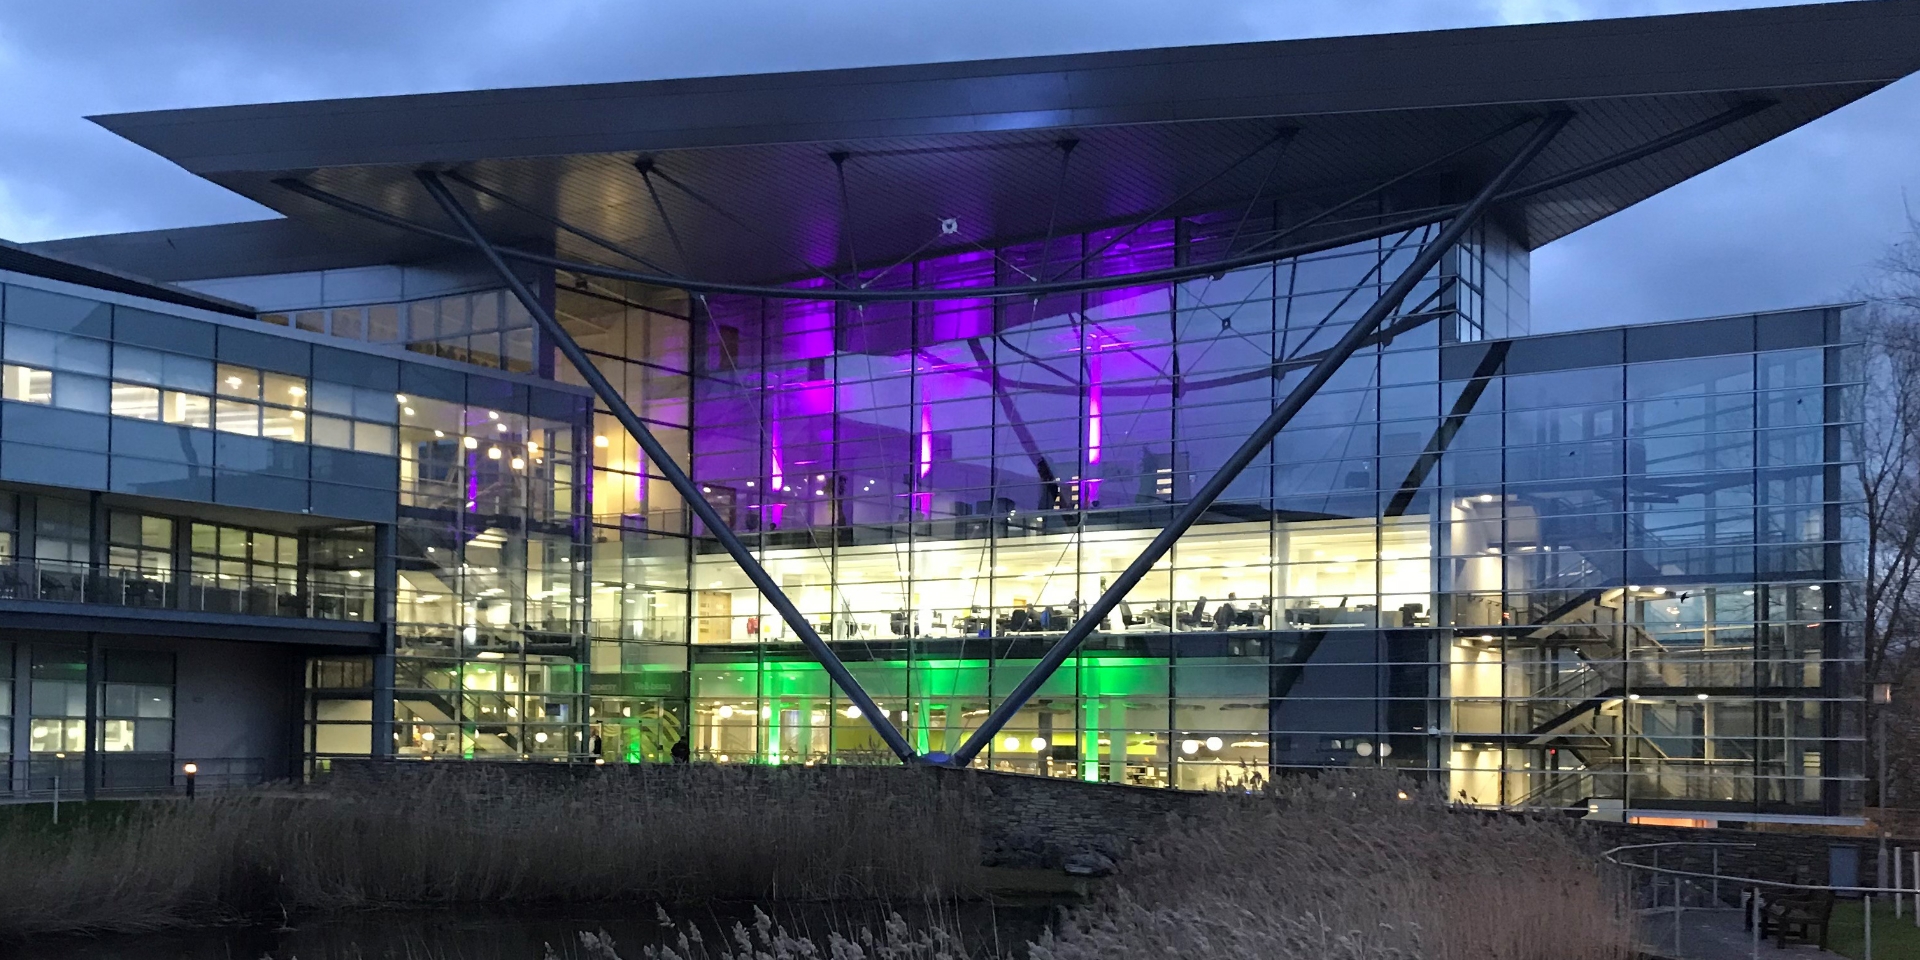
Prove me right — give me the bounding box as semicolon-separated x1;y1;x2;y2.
644;204;1861;814
366;281;676;764
387;370;591;761
1446;327;1863;814
555;280;694;762
676;209;1505;789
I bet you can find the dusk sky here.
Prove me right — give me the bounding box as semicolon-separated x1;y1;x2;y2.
0;0;1915;332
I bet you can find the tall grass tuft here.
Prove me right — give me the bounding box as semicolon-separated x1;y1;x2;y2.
0;765;983;940
551;771;1633;960
1026;771;1633;960
1;767;1632;958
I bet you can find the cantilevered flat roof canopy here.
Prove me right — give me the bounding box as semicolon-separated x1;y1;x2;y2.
37;0;1920;286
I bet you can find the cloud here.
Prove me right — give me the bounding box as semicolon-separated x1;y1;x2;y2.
0;0;1912;333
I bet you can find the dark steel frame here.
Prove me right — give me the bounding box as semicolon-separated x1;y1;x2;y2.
416;171;919;762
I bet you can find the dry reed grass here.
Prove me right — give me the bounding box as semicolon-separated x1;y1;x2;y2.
599;771;1631;960
1025;771;1634;960
0;764;983;941
3;767;1632;959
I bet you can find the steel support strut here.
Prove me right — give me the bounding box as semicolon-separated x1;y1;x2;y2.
945;111;1573;768
415;171;918;763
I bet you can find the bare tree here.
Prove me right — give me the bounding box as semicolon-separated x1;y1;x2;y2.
1857;213;1920;807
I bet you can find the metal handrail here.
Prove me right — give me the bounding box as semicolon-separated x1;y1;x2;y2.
2;755;270;801
0;559;372;621
1604;840;1911;896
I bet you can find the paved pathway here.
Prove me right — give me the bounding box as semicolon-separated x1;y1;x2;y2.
1636;908;1842;960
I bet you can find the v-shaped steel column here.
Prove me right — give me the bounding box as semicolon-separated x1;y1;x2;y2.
416;171;918;762
943;111;1573;767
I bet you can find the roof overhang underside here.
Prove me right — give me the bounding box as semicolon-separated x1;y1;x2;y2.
56;0;1920;286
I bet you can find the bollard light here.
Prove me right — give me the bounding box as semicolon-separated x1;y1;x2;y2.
183;762;199;799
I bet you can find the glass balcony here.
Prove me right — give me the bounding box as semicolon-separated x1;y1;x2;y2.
0;560;373;622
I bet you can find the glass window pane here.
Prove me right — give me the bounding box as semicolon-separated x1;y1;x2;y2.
408;300;437;342
312;415;353;449
108;511;138;546
3;327;54;367
261;406;307;443
353;387;399;423
163;391;211;428
5;328;109;375
111;383;161;420
330;308;366;341
368;304;402;343
353;421;395;455
1506;366;1621;409
99;718;134;752
134;719;172;752
102;683;136;717
136;687;172;719
215;400;259;435
262;372;308;409
57;336;111;376
52;373;109;413
141;516;172;549
216;364;260;400
311;381;354;416
113;345;165;385
161;354;214;393
3;365;52;404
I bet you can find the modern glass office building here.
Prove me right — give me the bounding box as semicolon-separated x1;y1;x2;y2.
12;1;1920;822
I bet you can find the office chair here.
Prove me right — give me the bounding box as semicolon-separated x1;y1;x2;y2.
1179;598;1210;629
1212;600;1236;631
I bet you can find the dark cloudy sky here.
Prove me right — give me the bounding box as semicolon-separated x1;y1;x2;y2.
0;0;1915;332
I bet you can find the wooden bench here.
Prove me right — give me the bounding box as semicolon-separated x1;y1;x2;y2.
1756;892;1835;950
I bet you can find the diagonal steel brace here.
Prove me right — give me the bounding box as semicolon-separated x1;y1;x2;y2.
416;170;918;762
944;111;1574;767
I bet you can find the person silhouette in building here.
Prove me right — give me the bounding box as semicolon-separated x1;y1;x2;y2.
671;737;691;764
1037;456;1062;510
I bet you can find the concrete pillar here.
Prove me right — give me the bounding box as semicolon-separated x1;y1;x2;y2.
83;633;101;801
369;523;398;758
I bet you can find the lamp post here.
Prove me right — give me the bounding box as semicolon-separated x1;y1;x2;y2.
183;762;198;800
1875;682;1893;890
1876;683;1895;804
52;751;64;825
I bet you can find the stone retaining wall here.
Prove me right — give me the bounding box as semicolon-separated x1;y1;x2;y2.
1584;821;1886;891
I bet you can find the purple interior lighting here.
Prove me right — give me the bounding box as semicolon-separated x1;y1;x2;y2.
766;419;788;527
1084;347;1102;506
918;249;994;344
774;279;836;361
915;401;934;517
466;450;480;510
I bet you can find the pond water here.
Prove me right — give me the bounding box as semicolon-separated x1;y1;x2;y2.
13;901;1063;960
